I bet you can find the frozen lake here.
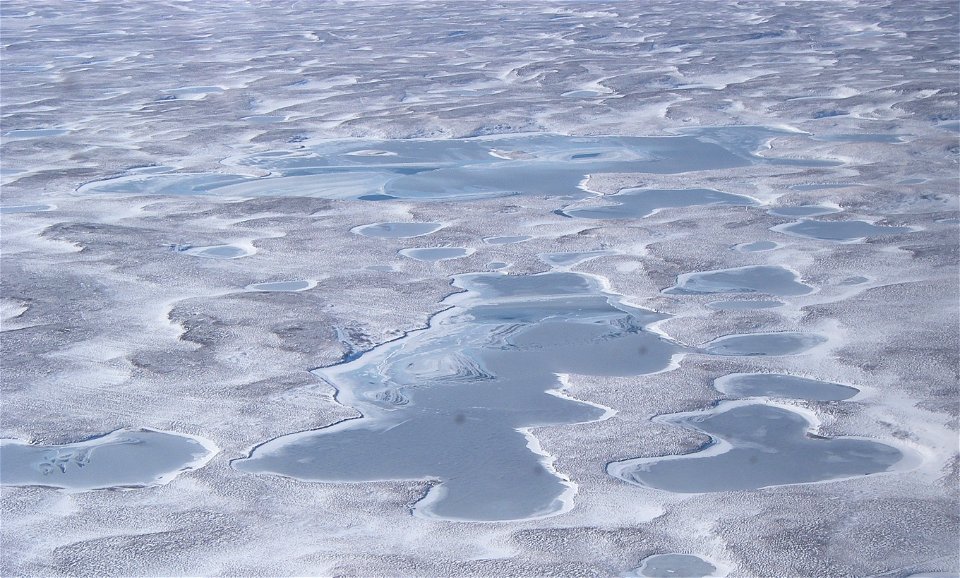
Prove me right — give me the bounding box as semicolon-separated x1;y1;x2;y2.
76;130;826;201
608;402;907;493
0;429;217;491
235;272;684;521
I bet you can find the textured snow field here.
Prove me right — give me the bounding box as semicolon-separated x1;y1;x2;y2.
2;1;958;576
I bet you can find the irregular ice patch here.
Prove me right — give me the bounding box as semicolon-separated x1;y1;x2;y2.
352;222;443;239
80;133;765;201
173;243;255;259
734;240;778;252
772;219;914;242
767;205;840;217
713;373;859;401
702;332;827;356
0;429;218;491
0;204;55;214
564;188;756;220
246;280;316;292
706;299;784;311
234;271;686;521
608;401;906;493
628;553;722;578
399;247;474;262
665;265;814;297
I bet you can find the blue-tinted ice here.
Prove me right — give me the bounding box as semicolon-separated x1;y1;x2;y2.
768;205;840;217
564;188;756;220
629;553;719;578
540;251;612;268
0;429;217;491
714;373;858;401
399;247;473;262
352;222;443;238
735;240;778;252
77;132;787;200
234;272;685;521
247;280;313;292
789;183;856;192
706;300;784;311
2;128;70;139
484;235;531;245
702;332;826;356
176;244;251;259
773;219;912;242
0;204;54;214
608;402;904;493
665;266;813;297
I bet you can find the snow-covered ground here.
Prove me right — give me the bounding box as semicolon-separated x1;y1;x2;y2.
1;1;957;576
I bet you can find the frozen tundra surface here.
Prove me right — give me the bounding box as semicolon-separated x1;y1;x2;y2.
2;0;958;576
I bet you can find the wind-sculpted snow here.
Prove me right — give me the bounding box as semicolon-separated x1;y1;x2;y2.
1;0;957;576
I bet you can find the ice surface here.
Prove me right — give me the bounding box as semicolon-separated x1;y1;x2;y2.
706;300;784;311
540;250;612;268
664;265;814;297
773;219;914;242
2;128;69;139
608;402;905;493
0;429;217;491
246;280;313;292
483;235;531;245
629;553;719;578
177;244;251;259
734;240;778;252
399;247;474;262
702;332;827;356
0;204;54;214
234;272;684;521
564;188;756;220
768;205;840;217
714;373;859;401
78;134;766;201
352;222;443;238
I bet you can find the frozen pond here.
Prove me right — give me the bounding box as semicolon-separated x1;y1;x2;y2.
77;130;831;201
768;205;840;217
0;429;217;491
773;219;913;242
399;247;474;262
540;250;612;268
608;402;905;493
247;280;314;292
714;373;859;401
564;188;756;220
0;204;54;214
735;240;778;252
2;128;70;139
664;265;813;297
629;553;719;578
234;272;685;521
706;300;784;311
483;235;531;245
352;222;443;239
702;332;826;356
175;244;252;259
